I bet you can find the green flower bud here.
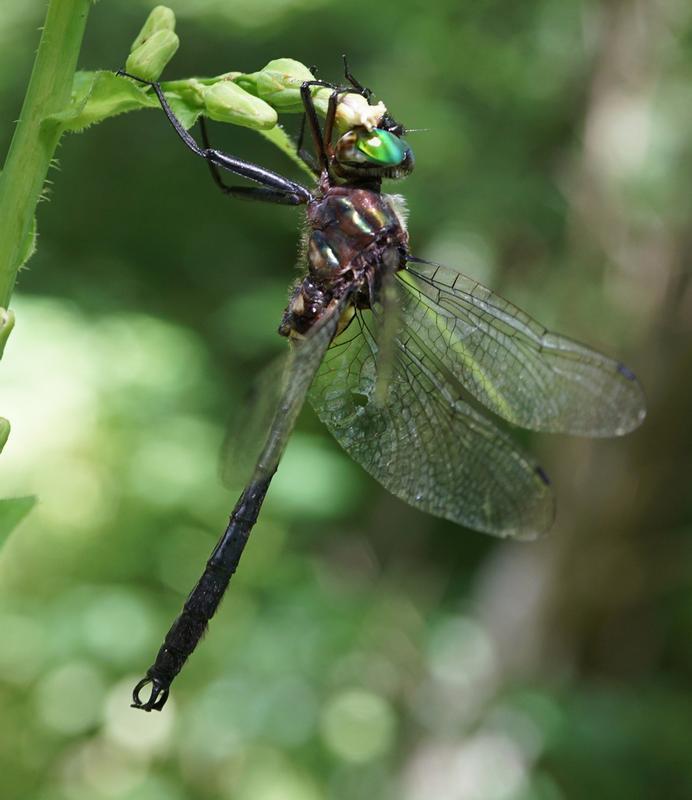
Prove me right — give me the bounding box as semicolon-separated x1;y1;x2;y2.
236;58;331;115
165;78;206;109
0;418;9;454
201;81;277;129
131;6;176;52
126;29;180;82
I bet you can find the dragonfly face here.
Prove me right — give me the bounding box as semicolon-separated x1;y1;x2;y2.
332;126;414;181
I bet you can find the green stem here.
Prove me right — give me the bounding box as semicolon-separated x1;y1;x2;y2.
0;0;91;308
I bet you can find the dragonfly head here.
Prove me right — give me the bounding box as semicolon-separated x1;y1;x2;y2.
332;122;414;182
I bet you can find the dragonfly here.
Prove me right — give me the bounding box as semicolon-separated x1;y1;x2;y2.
117;62;646;712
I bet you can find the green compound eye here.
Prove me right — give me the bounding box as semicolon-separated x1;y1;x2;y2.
356;129;408;166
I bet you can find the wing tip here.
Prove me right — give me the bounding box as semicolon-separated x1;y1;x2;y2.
535;464;551;487
484;467;555;542
567;361;647;438
617;362;637;381
614;363;647;436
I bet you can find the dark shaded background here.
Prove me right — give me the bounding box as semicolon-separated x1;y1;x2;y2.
1;1;691;798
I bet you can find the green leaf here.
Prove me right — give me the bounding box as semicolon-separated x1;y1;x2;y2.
46;71;159;133
259;124;315;180
0;307;15;359
0;497;37;548
166;94;203;130
0;418;9;452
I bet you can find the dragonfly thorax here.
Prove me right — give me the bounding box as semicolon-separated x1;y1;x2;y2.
279;186;408;338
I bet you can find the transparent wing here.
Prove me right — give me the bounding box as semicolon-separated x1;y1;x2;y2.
251;308;343;483
309;311;554;540
220;353;286;488
224;301;345;487
401;257;646;436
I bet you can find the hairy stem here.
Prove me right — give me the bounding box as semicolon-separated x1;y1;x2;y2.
0;0;91;308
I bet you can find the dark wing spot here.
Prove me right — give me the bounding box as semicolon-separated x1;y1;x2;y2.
535;466;551;486
617;362;637;381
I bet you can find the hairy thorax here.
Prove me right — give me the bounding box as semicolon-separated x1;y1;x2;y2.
279;185;409;338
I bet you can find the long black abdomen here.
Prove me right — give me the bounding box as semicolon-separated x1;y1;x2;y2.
131;478;269;711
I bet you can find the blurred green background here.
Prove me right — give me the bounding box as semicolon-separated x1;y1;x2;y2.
1;1;691;798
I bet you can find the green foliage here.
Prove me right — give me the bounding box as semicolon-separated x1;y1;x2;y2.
0;418;9;453
126;29;180;83
259;123;316;178
126;6;179;82
0;496;36;546
48;70;160;132
0;2;324;473
199;79;278;128
57;6;340;138
236;57;325;114
0;307;14;359
0;0;90;307
1;3;332;300
130;5;176;52
17;215;37;270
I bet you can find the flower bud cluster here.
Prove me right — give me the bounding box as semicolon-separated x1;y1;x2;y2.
122;8;390;134
125;6;179;82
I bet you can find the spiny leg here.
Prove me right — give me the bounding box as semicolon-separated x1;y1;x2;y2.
299;79;339;173
117;70;313;203
339;57;407;137
342;54;373;100
197;117;307;205
299;79;370;175
322;87;364;155
296;65;322;175
296;113;320;176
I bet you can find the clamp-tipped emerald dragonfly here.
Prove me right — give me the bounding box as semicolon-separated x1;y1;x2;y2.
117;63;646;712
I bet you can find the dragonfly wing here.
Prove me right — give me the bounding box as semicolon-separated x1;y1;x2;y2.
221;352;287;488
401;257;646;436
224;300;346;487
309;310;554;539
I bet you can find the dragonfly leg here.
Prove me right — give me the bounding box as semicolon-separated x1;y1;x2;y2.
300;78;371;175
116;70;313;202
299;79;338;173
198;118;308;205
341;54;373;100
295;65;322;176
322;87;363;154
296;113;320;176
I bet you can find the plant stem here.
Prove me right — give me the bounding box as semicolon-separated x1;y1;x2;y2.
0;0;91;308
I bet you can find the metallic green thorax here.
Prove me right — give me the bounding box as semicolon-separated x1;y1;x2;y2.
356;129;408;166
